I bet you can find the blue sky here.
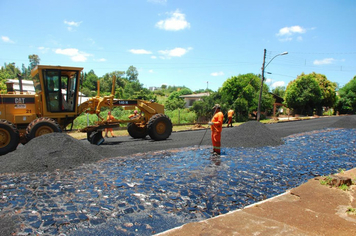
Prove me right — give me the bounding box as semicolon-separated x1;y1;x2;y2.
1;0;355;92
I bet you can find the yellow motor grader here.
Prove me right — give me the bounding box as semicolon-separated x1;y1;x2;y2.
0;65;172;155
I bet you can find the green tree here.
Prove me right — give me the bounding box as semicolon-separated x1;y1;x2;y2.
133;88;157;101
126;66;138;81
178;87;192;96
335;76;356;114
122;81;144;99
164;91;186;110
312;72;337;109
272;86;286;98
190;92;221;122
0;68;11;94
164;87;193;111
21;63;31;80
2;63;21;78
82;70;99;94
194;88;213;94
28;54;40;70
0;63;22;93
219;73;273;121
284;73;322;115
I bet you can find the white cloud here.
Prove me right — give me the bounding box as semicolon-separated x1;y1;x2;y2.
95;58;107;62
156;10;190;31
151;55;157;59
158;47;192;59
271;81;285;88
148;0;167;4
129;49;152;54
276;25;307;42
296;36;303;41
266;78;285;88
277;26;306;36
64;20;82;31
278;37;292;42
265;78;272;84
38;46;50;53
313;58;335;65
211;71;224;76
55;48;92;62
1;36;14;43
149;69;154;73
87;38;95;45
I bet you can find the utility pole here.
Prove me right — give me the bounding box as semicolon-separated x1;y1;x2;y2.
257;49;266;122
257;49;288;122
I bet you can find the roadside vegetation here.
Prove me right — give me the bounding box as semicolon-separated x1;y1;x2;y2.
1;54;356;130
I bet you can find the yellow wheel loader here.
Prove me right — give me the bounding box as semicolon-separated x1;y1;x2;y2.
0;65;172;155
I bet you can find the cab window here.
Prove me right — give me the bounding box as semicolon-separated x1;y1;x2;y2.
43;69;78;112
43;70;61;112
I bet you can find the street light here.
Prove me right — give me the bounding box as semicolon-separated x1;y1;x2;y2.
257;49;288;122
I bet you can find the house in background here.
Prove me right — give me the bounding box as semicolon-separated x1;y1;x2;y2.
271;93;284;116
180;92;210;108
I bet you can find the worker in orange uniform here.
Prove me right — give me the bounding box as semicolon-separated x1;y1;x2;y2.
208;104;224;155
105;111;115;138
128;110;139;119
227;108;234;127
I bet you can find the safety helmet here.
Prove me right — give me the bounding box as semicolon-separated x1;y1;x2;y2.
212;104;221;109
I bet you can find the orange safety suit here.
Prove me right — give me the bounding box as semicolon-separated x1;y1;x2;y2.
227;109;234;127
210;111;224;154
129;113;137;119
105;114;115;137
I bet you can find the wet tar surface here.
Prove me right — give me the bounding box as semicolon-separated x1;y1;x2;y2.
1;128;356;235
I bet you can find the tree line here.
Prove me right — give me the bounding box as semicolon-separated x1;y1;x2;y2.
1;55;356;123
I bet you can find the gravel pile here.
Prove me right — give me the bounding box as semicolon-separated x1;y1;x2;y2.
0;133;103;174
222;121;284;148
329;115;356;129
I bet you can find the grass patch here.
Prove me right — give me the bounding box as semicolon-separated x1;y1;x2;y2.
338;184;350;191
320;176;333;186
347;207;356;215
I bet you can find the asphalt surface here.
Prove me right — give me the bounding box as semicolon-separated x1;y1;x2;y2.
89;115;349;159
0;115;355;235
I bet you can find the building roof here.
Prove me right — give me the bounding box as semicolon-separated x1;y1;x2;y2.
179;92;210;98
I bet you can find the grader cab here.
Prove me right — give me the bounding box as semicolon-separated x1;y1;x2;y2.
0;65;172;155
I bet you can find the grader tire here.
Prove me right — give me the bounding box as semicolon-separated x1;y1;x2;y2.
87;131;104;145
127;122;148;139
26;117;62;141
0;119;20;155
147;114;172;141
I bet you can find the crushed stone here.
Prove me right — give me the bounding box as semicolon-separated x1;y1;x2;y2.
0;133;103;174
222;121;284;148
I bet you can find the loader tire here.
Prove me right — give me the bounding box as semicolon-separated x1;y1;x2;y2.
87;131;104;145
26;117;62;141
0;119;20;155
127;122;148;139
147;114;172;141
